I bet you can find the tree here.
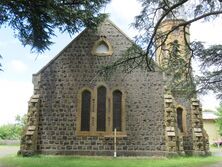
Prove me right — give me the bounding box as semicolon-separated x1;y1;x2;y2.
134;0;222;99
0;124;21;140
194;42;222;99
0;0;110;53
0;114;28;140
0;0;110;71
216;104;222;136
102;0;222;101
15;114;27;129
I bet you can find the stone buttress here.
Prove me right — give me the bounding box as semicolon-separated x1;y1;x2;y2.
164;94;184;155
19;95;40;156
191;99;210;155
19;74;41;156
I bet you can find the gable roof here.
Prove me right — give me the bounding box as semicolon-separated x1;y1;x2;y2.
33;19;134;76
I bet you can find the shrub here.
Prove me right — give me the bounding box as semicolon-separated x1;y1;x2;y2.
0;124;22;140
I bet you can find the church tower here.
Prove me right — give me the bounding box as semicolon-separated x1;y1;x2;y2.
156;18;210;155
155;0;191;68
155;19;190;68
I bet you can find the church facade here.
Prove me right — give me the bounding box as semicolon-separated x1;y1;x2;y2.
19;19;209;156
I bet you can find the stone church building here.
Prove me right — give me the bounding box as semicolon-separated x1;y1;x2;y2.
20;19;209;156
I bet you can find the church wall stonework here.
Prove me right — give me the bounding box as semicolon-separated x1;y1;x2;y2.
34;21;166;156
20;19;209;156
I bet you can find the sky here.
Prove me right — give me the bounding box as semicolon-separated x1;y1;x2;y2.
0;0;221;125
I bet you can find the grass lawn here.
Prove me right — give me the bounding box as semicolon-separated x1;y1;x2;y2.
0;155;221;167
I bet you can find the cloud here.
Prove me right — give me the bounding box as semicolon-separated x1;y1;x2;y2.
200;93;220;111
0;79;33;125
0;40;19;49
9;60;28;73
190;17;222;44
107;0;141;22
0;41;7;48
106;0;141;38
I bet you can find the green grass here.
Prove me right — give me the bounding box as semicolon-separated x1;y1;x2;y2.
0;155;221;167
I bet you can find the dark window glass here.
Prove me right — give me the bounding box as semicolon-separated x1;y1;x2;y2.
97;86;106;131
81;90;91;131
177;108;183;132
113;90;122;131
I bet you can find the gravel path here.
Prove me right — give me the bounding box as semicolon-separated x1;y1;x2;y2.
206;150;222;167
206;162;222;167
0;146;19;167
0;146;19;157
212;150;222;157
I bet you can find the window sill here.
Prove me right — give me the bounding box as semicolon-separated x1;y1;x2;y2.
76;131;127;137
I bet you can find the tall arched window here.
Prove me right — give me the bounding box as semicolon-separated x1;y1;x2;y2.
177;107;183;132
97;86;106;131
77;85;126;136
81;90;91;131
113;90;122;131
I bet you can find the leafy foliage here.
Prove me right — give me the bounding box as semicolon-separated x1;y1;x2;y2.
104;0;222;101
193;42;222;99
162;40;196;97
99;44;150;79
15;114;27;130
0;114;27;140
216;104;222;136
0;0;110;53
0;124;21;140
134;0;222;100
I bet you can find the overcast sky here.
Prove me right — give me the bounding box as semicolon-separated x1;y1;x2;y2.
0;0;221;125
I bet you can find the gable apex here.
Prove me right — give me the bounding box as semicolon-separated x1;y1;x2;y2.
104;19;134;44
34;19;133;76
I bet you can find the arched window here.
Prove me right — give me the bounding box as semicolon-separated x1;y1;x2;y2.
177;107;183;132
97;86;106;131
77;85;126;136
81;90;91;131
95;41;109;54
113;90;122;131
91;37;113;56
